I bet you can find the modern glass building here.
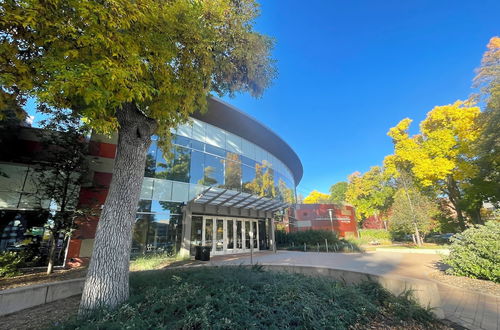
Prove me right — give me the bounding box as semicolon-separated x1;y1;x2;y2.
0;97;302;263
131;97;303;257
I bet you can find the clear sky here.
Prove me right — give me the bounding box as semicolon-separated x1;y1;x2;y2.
222;0;500;197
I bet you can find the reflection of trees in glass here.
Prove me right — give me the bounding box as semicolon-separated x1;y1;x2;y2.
198;166;218;186
278;178;295;204
144;153;156;177
224;153;242;191
155;146;190;183
133;202;183;254
244;161;276;198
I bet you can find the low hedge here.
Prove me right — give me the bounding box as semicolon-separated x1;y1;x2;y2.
444;221;500;283
276;229;339;246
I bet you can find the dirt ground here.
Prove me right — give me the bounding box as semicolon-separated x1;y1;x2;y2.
0;267;87;291
0;295;80;330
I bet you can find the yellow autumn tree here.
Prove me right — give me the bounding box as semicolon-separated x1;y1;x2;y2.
303;190;330;204
386;101;482;229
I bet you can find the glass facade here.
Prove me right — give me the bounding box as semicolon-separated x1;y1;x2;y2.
139;118;296;204
133;117;297;254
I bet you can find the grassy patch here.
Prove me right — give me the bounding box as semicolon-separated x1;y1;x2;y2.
129;253;185;271
57;266;438;329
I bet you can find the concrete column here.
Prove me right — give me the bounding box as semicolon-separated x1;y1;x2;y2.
179;203;192;258
268;217;276;252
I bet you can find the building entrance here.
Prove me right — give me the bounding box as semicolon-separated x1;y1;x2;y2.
190;216;265;256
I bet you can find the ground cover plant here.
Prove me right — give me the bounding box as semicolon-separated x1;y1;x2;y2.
56;266;438;329
444;221;500;282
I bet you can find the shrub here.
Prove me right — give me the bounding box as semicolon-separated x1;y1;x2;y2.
444;221;500;282
0;251;25;278
57;267;437;329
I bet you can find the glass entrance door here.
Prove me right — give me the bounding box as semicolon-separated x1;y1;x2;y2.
199;216;262;255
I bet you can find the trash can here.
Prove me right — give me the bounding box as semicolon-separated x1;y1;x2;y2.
195;246;211;261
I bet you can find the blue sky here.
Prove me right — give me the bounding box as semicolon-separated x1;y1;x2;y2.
222;0;500;197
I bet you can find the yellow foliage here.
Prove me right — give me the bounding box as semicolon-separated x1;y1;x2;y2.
387;100;481;187
303;190;330;204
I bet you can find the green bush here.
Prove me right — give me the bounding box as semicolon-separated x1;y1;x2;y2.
57;267;437;329
0;251;25;278
444;221;500;282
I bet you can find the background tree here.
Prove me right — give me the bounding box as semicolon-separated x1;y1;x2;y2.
1;0;276;313
387;101;482;229
329;181;348;204
388;188;437;242
345;166;395;225
32;111;90;274
303;190;330;204
472;36;500;205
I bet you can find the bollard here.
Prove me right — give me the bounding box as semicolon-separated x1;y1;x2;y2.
304;243;306;252
325;239;328;253
317;243;320;252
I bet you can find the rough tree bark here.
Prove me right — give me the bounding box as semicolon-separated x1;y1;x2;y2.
79;103;156;315
446;176;466;230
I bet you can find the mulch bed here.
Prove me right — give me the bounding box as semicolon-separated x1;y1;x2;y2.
0;267;87;291
428;269;500;296
0;295;80;330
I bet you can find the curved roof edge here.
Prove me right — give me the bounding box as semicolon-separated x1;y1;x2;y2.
191;97;303;185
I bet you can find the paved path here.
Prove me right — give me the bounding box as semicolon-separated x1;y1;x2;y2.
209;251;499;330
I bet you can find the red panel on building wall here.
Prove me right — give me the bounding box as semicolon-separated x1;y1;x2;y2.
66;239;81;261
73;215;99;239
291;204;358;238
88;141;117;159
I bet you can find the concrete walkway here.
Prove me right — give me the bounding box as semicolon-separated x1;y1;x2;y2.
209;251;499;330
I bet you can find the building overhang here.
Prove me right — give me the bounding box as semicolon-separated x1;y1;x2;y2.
190;187;289;213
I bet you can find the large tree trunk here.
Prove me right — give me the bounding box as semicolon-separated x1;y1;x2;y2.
79;103;156;315
446;177;466;230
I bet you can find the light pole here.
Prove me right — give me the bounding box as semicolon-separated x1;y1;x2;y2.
327;208;334;233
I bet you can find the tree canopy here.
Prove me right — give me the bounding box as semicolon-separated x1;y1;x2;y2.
329;181;348;204
303;190;330;204
345;166;394;221
472;36;500;205
0;0;276;139
385;101;482;228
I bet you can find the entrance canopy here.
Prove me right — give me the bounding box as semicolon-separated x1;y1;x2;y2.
191;187;289;213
